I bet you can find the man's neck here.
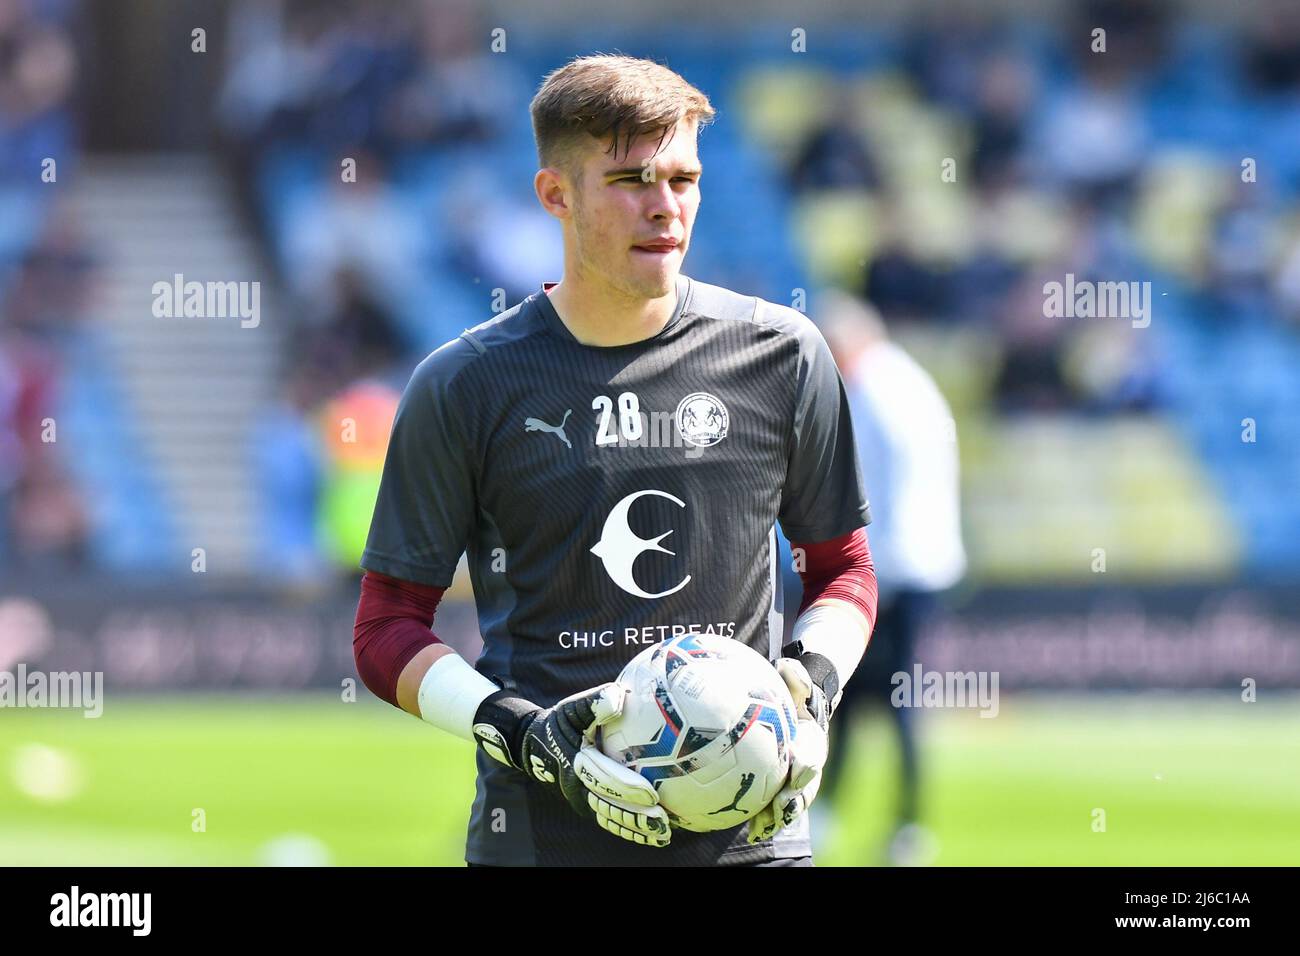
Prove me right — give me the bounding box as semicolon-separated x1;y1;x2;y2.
545;277;679;347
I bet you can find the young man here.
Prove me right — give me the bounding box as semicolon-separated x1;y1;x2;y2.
354;54;878;866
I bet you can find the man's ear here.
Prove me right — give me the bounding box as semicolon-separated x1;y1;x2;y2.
535;167;574;220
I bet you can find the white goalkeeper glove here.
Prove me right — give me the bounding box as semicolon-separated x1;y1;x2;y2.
473;682;673;847
747;657;831;843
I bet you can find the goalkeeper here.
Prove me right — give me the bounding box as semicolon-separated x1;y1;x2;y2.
353;54;877;867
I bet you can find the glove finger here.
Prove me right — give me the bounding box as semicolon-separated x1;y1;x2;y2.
589;791;672;838
590;793;672;846
589;682;628;728
748;763;823;844
775;658;813;713
789;721;828;791
778;765;823;831
770;787;808;834
798;769;823;814
557;683;628;748
555;681;624;735
575;744;659;808
747;801;776;844
596;814;671;847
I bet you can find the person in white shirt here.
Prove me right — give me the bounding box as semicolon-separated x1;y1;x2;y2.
813;289;967;866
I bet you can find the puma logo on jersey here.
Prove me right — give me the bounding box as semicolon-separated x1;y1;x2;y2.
524;409;573;449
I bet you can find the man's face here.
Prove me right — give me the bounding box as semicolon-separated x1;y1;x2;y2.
558;117;702;301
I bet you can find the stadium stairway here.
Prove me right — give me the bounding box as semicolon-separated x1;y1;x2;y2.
72;154;282;576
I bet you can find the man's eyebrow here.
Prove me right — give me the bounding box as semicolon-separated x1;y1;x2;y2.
603;165;703;178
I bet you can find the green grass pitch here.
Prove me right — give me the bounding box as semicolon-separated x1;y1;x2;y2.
1;693;1296;865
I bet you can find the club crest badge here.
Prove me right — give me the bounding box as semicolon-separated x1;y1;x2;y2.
675;392;729;447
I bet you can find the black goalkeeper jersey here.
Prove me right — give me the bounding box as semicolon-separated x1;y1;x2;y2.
361;273;870;865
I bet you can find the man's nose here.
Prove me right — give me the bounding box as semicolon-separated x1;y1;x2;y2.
647;179;681;220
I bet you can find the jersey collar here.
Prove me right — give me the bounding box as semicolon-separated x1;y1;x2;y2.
534;274;692;348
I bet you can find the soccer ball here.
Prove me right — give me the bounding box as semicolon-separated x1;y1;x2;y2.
597;633;798;833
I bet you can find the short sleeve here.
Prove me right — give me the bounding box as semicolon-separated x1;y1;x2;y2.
776;312;872;543
360;340;478;587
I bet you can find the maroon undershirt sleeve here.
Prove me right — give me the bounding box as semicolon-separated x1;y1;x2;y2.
789;526;879;635
353;570;447;709
354;531;875;709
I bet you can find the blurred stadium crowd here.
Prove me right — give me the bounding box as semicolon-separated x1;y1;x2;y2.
0;0;86;571
3;0;1300;585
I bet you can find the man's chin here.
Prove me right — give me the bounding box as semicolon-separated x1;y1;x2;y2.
644;279;676;302
629;263;679;299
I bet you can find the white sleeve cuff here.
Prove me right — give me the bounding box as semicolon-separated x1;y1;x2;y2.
791;601;870;688
416;653;501;742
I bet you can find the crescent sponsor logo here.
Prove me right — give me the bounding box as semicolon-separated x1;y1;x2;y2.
589;490;692;599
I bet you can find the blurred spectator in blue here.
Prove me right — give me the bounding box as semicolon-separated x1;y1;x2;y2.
967;50;1036;191
1206;180;1283;325
252;354;327;586
220;0;517;161
381;0;517;151
1034;66;1148;210
219;0;408;156
0;0;77;180
901;7;1004;112
281;151;428;320
444;166;565;307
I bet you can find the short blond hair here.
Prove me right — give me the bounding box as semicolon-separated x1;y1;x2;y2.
530;54;716;180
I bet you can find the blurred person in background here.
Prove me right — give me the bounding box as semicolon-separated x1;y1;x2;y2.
281;151;427;318
8;447;88;570
0;0;78;179
816;289;966;866
380;0;515;151
252;355;328;588
251;266;404;587
991;268;1077;413
787;85;879;195
443;166;567;307
0;202;94;572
